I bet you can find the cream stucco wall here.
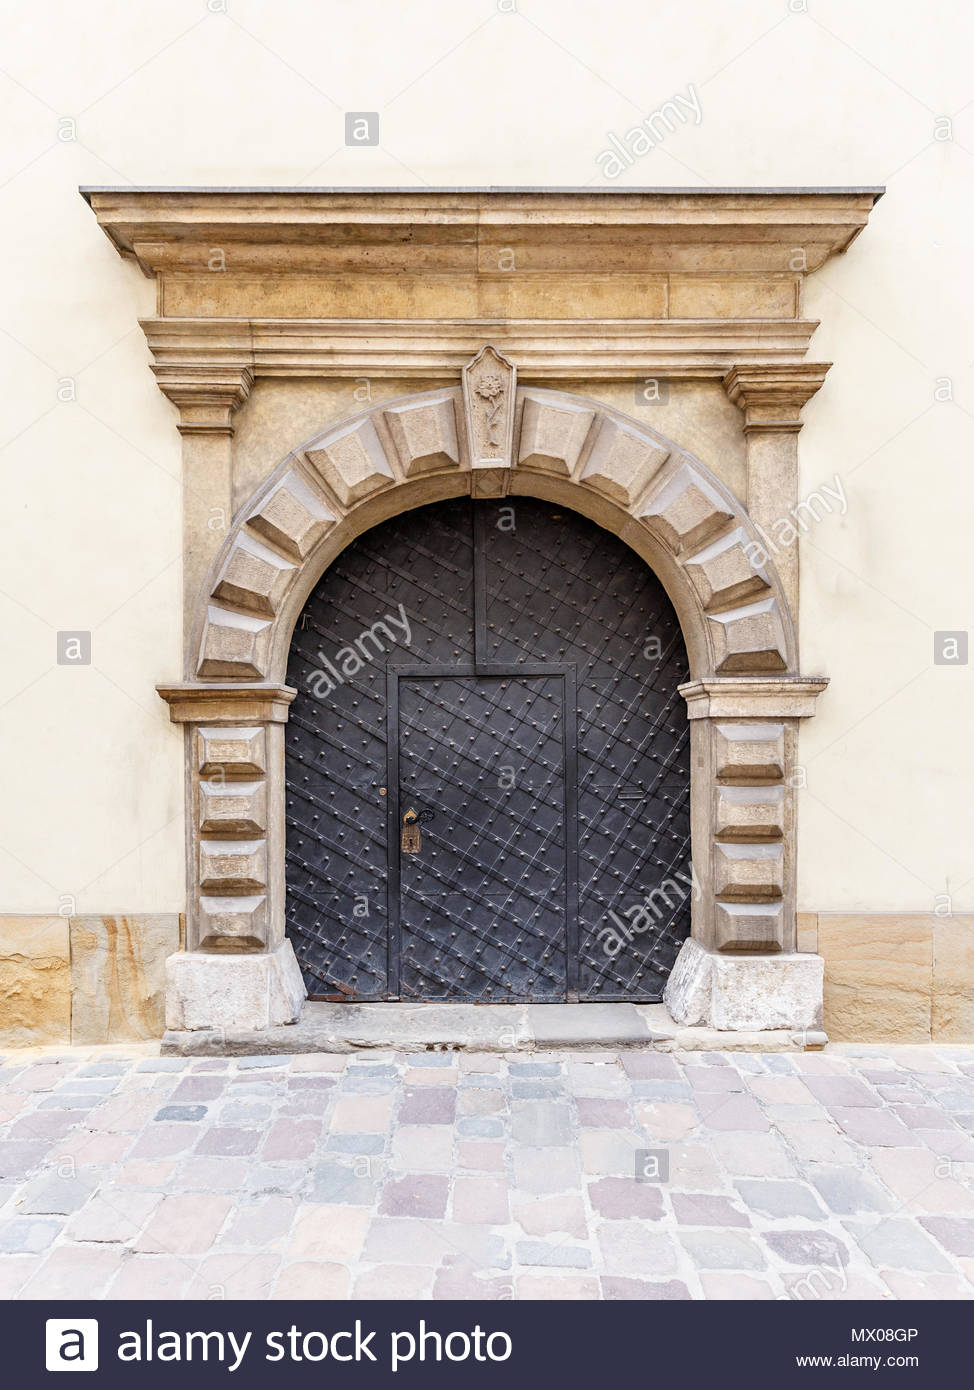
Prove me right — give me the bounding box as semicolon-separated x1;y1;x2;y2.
0;0;971;922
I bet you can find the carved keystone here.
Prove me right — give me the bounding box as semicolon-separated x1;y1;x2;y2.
198;607;272;678
640;464;734;555
709;598;788;674
212;533;296;618
384;394;460;476
685;526;772;612
306;417;394;507
713;842;784;899
517;392;596;477
714;723;785;782
714;901;784;952
581;417;669;507
462;345;517;470
247;470;334;561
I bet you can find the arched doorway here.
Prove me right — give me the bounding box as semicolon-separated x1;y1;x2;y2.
284;495;691;1003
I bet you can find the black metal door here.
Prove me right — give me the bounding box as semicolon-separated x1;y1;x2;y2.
285;496;690;1002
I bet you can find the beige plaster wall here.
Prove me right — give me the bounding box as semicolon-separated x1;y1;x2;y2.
0;1;970;930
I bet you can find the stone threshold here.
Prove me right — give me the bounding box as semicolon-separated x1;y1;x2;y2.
161;1001;828;1057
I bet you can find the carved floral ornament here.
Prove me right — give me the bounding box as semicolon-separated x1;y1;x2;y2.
191;347;798;686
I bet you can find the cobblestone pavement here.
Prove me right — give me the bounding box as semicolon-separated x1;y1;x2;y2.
2;1044;974;1301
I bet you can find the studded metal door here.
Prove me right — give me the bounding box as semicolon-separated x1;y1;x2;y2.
285;496;690;1002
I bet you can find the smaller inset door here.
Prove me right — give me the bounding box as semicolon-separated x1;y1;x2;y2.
395;673;570;1001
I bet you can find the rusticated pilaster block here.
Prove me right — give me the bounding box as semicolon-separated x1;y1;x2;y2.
713;841;783;900
196;725;266;779
199;779;267;837
715;784;784;840
714;901;784;952
713;722;785;782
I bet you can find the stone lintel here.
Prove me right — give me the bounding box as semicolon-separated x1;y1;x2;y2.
723;364;831;433
680;676;829;721
157;682;296;725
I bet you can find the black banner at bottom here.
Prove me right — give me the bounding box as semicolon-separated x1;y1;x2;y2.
6;1298;960;1387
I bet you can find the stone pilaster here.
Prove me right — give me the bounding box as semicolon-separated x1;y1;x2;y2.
667;676;828;1031
722;365;831;639
152;364;255;659
157;682;305;1032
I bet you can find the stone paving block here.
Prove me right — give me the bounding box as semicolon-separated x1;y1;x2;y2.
261;1119;321;1160
220;1195;297;1249
453;1176;509;1224
513;1194;588;1239
828;1106;918;1146
597;1222;678;1275
308;1160;378;1206
711;1132;797;1178
197;1126;261;1157
107;1254;196;1300
173;1157;250;1193
620;1053;682;1081
672;1192;750;1226
881;1270;974;1300
575;1098;630;1128
894;1104;956;1130
808;1168;896;1215
516;1239;592;1268
273;1261;350;1299
517;1274;600;1299
187;1253;280;1299
363;1217;509;1269
508;1062;562;1077
67;1190;162;1242
566;1062;628;1097
171;1076;226;1101
635;1102;699;1140
601;1276;691;1300
15;1172;96;1215
701;1272;777;1299
457;1140;505;1172
763;1230;850;1267
458;1088;506;1116
380;1173;449;1219
511;1101;573;1146
802;1076;882;1108
286;1204;369;1262
330;1094;396;1131
457;1116;504;1139
155;1104;207;1122
588;1176;664;1220
746;1076;814;1105
390;1125;452;1171
432;1262;513;1299
775;1120;857;1166
135;1193;233;1253
918;1216;974;1258
328;1133;387;1156
0;1217;63;1252
356;1264;434;1299
847;1217;953;1272
578;1129;639;1176
397;1088;455;1125
735;1179;826;1220
687;1066;745;1093
696;1093;770;1131
681;1230;766;1271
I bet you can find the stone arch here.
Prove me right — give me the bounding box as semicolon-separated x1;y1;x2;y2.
192;382;797;686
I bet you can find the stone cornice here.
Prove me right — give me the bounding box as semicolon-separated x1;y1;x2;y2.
158;682;296;724
142;316;822;385
83;187;882;277
680;677;829;720
722;364;832;433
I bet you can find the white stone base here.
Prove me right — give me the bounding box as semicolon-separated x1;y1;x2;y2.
664;937;823;1032
165;941;307;1032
